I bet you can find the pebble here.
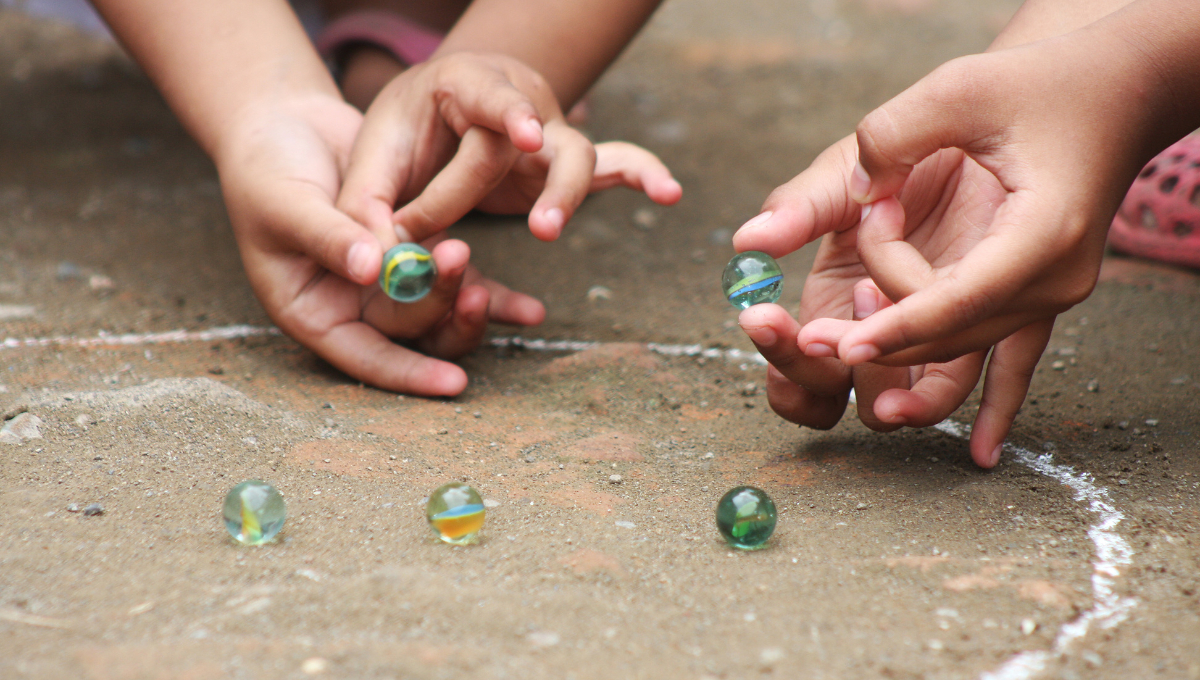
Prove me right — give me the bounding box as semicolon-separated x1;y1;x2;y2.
741;382;759;397
614;521;636;529
608;474;623;484
483;499;501;508
527;631;560;648
587;285;613;302
66;503;80;513
1145;419;1159;427
88;274;115;291
1020;618;1037;635
1051;360;1066;371
82;503;104;516
758;647;785;669
632;208;657;230
1086;379;1099;393
1;413;43;445
709;228;733;245
301;657;328;675
0;304;36;321
56;261;82;280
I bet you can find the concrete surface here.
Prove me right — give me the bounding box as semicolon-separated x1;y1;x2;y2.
1;1;1199;679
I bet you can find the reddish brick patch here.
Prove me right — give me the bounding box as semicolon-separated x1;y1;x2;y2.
287;439;392;478
1016;580;1073;610
538;343;660;375
679;404;729;421
559;431;643;461
544;487;625;514
557;548;628;578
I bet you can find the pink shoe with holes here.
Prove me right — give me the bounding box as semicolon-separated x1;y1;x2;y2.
1109;135;1200;268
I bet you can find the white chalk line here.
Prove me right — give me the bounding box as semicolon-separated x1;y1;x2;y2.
2;327;1135;678
1;324;280;350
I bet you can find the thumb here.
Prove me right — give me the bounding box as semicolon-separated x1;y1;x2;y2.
851;54;1003;204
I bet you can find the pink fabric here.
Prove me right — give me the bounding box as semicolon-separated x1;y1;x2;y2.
1110;135;1200;268
315;10;443;66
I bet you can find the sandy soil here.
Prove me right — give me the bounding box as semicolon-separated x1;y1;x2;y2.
1;2;1199;679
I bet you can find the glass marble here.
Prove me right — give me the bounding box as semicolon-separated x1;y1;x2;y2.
715;486;777;550
379;243;437;303
722;251;783;309
223;480;286;546
426;482;486;545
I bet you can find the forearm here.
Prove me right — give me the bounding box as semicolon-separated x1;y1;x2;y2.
990;0;1136;50
434;0;662;107
89;0;339;162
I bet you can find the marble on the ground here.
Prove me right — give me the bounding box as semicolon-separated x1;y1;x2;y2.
2;2;1199;679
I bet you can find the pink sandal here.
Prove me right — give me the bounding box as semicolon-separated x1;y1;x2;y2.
315;10;443;68
1109;134;1200;268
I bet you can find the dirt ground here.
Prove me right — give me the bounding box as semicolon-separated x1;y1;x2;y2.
2;2;1199;679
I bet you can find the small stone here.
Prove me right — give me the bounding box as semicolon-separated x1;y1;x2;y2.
0;304;36;321
1117;421;1129;430
1051;360;1066;371
1020;618;1037;635
855;502;868;510
527;631;560;648
301;657;328;675
614;521;636;529
741;382;759;397
927;639;945;651
632;208;657;230
66;503;81;513
587;285;613;302
1;412;43;444
56;261;82;280
1145;419;1159;427
1169;375;1190;386
473;412;482;419
709;228;733;245
758;647;785;669
82;503;104;516
1086;379;1099;393
483;499;501;508
1081;651;1103;668
609;474;623;484
88;274;115;291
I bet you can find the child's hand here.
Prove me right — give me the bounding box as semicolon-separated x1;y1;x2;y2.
733;135;1053;467
218;95;543;397
784;5;1200;373
336;52;681;246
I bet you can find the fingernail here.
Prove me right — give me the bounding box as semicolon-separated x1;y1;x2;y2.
347;241;373;281
393;223;414;243
853;286;878;319
844;343;881;365
988;444;1003;467
524;118;543;141
740;324;777;347
882;413;907;426
860;202;872;223
803;342;836;358
850;162;871;202
543;207;564;231
738;211;773;232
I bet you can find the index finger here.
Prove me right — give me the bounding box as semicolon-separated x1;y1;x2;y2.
393;126;520;243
